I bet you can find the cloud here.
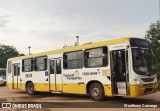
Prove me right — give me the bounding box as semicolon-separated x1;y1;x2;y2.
0;0;158;54
0;16;10;27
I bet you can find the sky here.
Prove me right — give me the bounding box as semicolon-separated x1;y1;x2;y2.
0;0;159;54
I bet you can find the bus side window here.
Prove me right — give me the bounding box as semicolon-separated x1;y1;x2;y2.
14;65;17;76
50;60;54;74
85;51;89;58
84;51;89;67
63;54;68;68
45;57;47;70
103;47;108;65
22;58;33;72
35;56;47;71
63;51;83;69
56;59;61;74
8;61;12;73
18;65;20;76
84;46;108;68
31;58;34;71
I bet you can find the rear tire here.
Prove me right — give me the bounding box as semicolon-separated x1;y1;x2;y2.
26;82;36;95
89;83;105;101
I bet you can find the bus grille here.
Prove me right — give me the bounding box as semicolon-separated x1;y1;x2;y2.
143;84;153;87
141;77;155;82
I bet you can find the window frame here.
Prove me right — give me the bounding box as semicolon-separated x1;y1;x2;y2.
84;46;108;68
63;50;84;69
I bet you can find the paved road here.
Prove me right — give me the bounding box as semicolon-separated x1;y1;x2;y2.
0;86;160;110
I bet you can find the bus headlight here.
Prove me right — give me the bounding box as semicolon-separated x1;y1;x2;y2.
154;77;157;82
136;80;141;85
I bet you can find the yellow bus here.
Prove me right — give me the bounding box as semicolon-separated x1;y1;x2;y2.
6;37;158;101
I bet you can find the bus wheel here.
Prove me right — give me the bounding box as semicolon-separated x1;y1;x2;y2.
89;83;105;101
26;82;36;95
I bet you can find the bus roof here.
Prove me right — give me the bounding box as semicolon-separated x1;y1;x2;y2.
8;37;131;61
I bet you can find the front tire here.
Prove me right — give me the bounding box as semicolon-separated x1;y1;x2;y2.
26;82;36;95
89;83;105;101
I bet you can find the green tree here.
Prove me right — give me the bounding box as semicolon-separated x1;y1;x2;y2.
0;44;24;68
145;20;160;79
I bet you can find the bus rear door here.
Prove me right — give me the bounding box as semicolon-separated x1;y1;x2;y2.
13;63;20;89
49;58;62;92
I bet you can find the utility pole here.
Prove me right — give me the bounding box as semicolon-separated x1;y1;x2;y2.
76;36;79;46
28;46;31;55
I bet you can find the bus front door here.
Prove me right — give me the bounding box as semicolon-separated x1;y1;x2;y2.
110;49;129;95
13;64;20;89
49;58;62;92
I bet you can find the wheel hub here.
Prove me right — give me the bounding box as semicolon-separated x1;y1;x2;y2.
92;87;100;97
28;84;33;93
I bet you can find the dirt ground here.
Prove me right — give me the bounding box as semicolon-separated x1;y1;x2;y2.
0;86;160;111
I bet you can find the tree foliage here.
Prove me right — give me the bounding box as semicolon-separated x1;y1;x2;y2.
0;44;24;68
145;20;160;79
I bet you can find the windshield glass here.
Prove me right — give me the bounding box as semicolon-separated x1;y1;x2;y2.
132;48;156;75
0;70;6;76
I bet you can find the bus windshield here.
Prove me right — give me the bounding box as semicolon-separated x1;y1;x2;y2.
132;48;156;75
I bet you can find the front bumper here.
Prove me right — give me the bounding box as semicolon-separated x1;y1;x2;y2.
129;82;158;97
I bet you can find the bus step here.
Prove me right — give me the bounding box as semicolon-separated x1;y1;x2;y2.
117;82;126;88
51;91;62;94
118;88;126;94
113;94;126;96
